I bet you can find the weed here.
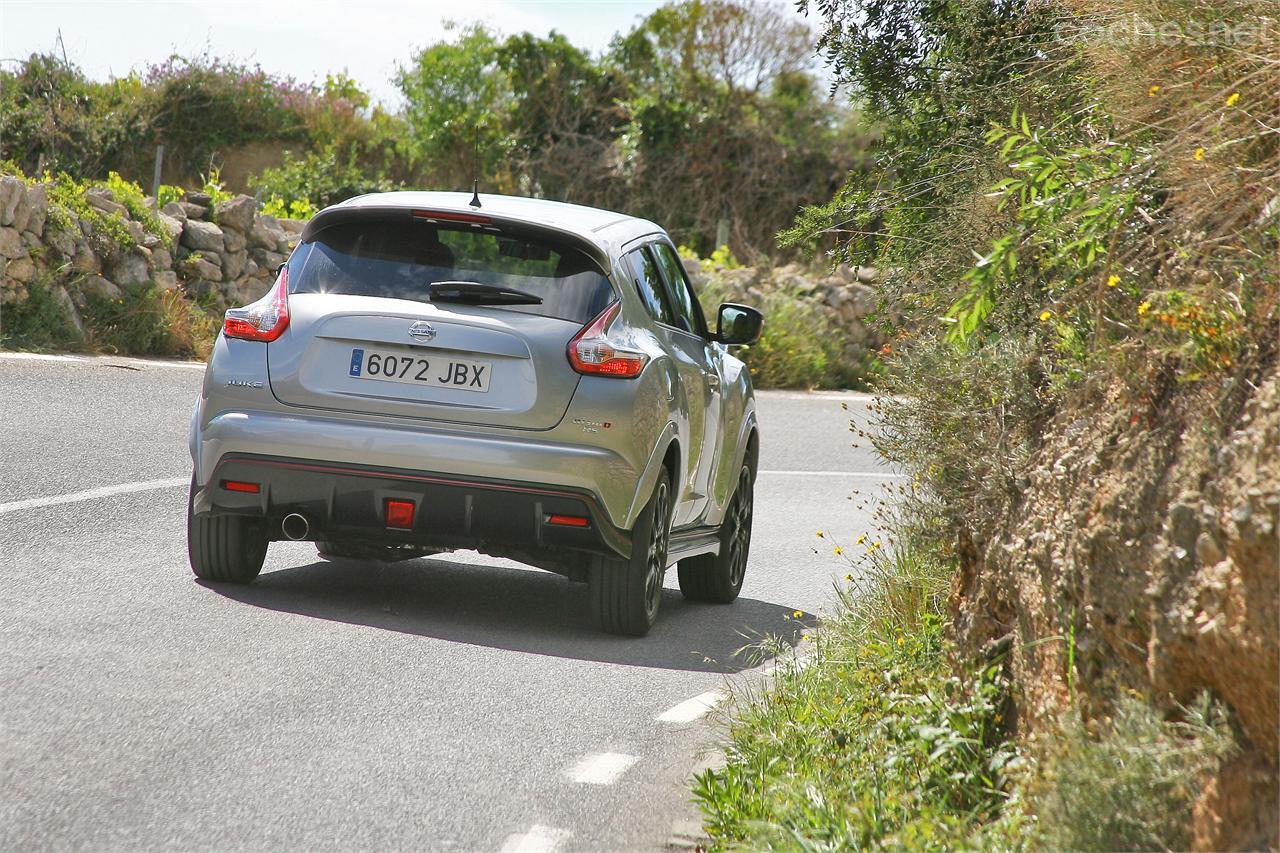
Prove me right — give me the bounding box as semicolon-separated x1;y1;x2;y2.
694;535;1027;850
83;284;217;358
1033;692;1236;851
0;280;79;349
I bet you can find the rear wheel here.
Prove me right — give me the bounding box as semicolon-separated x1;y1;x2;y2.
678;462;753;603
590;466;672;637
187;476;268;584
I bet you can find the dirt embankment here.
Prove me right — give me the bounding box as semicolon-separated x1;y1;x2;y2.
950;353;1279;850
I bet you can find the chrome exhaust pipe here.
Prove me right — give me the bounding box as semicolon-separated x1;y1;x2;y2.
281;513;310;541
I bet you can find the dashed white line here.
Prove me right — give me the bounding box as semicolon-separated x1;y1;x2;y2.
758;469;906;478
656;691;723;724
564;751;638;785
499;824;571;853
0;477;188;515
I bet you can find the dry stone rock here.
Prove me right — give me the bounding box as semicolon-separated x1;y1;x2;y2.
126;219;146;243
215;196;256;232
0;176;24;225
45;223;75;258
222;227;246;253
222;250;248;280
252;248;287;270
161;201;187;222
278;218;306;234
51;285;84;336
86;190;127;218
106;252;150;288
189;257;222;281
72;242;101;274
154;270;179;290
0;226;23;258
182;219;224;252
157;212;184;243
187;191;213;207
7;253;35;283
180;201;208;220
152;247;173;270
79;275;123;301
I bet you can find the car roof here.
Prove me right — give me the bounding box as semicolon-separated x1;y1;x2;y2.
336;191;665;254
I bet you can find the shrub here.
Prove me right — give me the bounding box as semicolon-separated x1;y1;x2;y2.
0;280;79;350
83;284;218;358
1033;693;1236;851
102;171;174;250
699;276;867;389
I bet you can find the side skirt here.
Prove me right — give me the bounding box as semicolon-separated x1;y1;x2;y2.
667;525;720;563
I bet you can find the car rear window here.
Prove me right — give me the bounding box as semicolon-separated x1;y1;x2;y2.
287;219;615;324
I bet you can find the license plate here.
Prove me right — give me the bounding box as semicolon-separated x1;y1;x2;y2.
348;347;492;393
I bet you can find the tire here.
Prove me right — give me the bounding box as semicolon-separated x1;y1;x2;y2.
590;465;672;637
678;462;753;604
187;476;268;584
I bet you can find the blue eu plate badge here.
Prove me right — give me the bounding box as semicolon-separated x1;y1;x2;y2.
349;348;364;377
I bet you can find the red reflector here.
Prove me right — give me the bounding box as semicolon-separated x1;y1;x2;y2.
221;480;260;494
546;514;590;528
411;209;491;224
385;499;415;529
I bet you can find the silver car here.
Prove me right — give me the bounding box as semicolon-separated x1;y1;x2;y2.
187;192;763;636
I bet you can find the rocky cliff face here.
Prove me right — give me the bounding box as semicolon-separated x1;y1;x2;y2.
0;174;300;333
950;354;1279;850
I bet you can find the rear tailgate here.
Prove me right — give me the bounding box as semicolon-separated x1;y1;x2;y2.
267;293;582;430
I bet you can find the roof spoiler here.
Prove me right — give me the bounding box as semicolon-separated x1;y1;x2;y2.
299;204;613;275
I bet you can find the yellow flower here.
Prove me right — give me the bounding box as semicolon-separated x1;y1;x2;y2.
896;636;905;646
1039;310;1053;322
816;530;824;538
844;573;854;582
793;610;804;619
1194;147;1205;161
1148;84;1160;97
834;546;844;557
855;534;866;545
1226;92;1240;107
1138;301;1151;316
1107;275;1120;288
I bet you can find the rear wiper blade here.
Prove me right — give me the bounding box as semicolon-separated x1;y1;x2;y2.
428;280;543;305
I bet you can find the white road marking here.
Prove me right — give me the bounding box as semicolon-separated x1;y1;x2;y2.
0;477;188;515
499;824;571;853
564;751;638;785
758;469;906;479
656;691;723;724
0;351;206;370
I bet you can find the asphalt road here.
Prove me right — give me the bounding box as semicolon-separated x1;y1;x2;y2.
0;353;900;852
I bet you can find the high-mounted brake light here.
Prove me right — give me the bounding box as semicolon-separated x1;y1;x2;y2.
411;209;491;225
567;302;649;379
223;266;290;342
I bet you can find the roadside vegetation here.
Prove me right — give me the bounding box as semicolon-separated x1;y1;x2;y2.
695;0;1276;848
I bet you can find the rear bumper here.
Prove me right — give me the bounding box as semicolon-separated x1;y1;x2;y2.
193;407;643;528
195;453;630;562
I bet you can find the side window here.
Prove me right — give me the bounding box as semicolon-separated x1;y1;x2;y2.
652;242;708;337
627;248;676;326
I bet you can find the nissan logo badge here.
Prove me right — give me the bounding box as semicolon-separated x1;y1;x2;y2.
408;321;436;341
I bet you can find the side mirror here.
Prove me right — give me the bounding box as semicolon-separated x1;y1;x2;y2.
715;303;763;345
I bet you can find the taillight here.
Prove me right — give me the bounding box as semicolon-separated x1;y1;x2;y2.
224;266;290;342
567;302;648;378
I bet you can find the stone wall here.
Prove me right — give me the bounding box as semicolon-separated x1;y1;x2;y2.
0;174;301;336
